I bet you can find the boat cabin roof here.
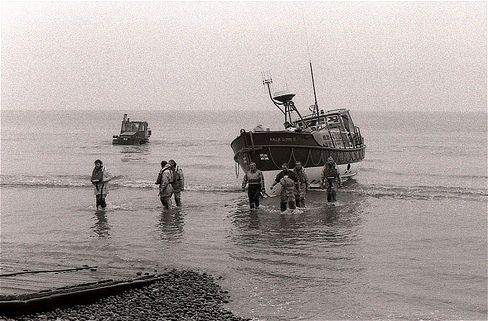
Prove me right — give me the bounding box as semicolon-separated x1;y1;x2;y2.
124;120;148;125
291;108;356;133
121;120;148;133
299;108;350;123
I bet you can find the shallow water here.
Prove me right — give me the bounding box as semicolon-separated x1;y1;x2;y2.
1;110;487;320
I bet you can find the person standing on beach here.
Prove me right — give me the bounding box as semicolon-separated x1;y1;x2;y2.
321;156;341;202
156;160;174;209
271;163;299;211
242;162;265;210
91;159;112;210
293;161;309;207
169;159;184;207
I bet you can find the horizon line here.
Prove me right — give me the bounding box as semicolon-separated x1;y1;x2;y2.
1;108;486;114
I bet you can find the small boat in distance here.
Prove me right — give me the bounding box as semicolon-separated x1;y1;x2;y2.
231;63;366;193
112;114;151;145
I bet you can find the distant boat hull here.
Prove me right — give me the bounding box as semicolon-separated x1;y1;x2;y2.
112;135;150;145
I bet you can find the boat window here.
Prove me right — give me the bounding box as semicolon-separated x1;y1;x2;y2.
341;114;352;133
326;115;340;126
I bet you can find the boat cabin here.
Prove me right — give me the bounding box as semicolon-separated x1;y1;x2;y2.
293;109;364;148
112;114;151;145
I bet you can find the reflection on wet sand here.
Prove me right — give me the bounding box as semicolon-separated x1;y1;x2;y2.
157;209;185;242
92;210;110;238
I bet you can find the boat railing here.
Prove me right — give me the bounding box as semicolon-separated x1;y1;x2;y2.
292;110;364;149
354;126;364;146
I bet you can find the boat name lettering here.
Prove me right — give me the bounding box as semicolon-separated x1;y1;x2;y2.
269;137;297;142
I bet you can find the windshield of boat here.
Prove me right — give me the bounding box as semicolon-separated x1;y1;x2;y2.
122;122;144;132
295;114;346;131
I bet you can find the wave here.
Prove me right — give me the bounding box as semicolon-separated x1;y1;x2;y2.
0;175;242;193
359;167;487;180
342;183;488;202
1;175;486;201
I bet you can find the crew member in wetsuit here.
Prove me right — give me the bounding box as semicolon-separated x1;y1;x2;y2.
271;163;299;211
156;160;174;209
242;162;265;209
293;161;309;207
169;159;184;207
321;156;341;202
279;175;297;211
91;159;112;210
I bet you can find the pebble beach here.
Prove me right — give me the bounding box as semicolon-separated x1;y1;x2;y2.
0;269;251;321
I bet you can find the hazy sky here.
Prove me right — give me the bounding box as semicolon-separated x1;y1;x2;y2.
1;1;486;112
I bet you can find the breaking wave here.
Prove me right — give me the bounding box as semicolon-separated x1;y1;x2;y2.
341;183;487;202
1;175;486;201
359;167;487;180
0;175;241;193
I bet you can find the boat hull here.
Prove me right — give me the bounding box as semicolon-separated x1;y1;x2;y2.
231;130;365;195
112;137;149;145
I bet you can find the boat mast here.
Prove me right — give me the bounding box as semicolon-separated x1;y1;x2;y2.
310;60;319;117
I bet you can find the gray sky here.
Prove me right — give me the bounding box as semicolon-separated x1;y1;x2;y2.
1;1;486;112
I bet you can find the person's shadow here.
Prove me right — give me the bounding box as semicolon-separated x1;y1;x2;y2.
92;210;110;238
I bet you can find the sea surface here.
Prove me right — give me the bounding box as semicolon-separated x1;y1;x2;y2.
1;109;487;320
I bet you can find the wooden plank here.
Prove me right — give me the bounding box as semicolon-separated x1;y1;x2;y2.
1;259;162;299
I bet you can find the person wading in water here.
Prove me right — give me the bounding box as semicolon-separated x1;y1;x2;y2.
91;159;112;210
321;156;341;203
271;163;299;212
242;162;265;210
156;160;174;209
293;161;309;207
169;159;184;207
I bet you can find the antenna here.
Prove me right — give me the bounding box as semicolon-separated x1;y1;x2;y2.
262;71;272;86
302;6;319;116
262;71;285;116
310;60;319;115
301;7;312;62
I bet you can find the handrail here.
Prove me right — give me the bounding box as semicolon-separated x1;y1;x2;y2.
237;144;364;153
249;131;255;157
337;114;352;148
